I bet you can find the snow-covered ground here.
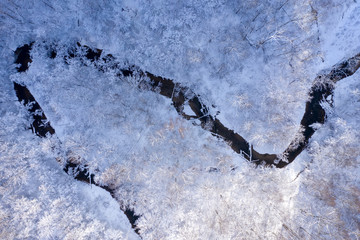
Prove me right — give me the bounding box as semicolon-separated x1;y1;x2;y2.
1;0;359;239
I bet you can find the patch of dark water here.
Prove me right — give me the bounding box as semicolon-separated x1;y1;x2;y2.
13;82;55;137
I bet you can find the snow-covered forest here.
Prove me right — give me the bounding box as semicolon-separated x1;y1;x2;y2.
1;0;360;239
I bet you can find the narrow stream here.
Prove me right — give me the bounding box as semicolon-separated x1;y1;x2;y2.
13;42;360;236
14;42;360;167
60;42;360;167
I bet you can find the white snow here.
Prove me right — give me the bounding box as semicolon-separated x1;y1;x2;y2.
1;0;360;239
